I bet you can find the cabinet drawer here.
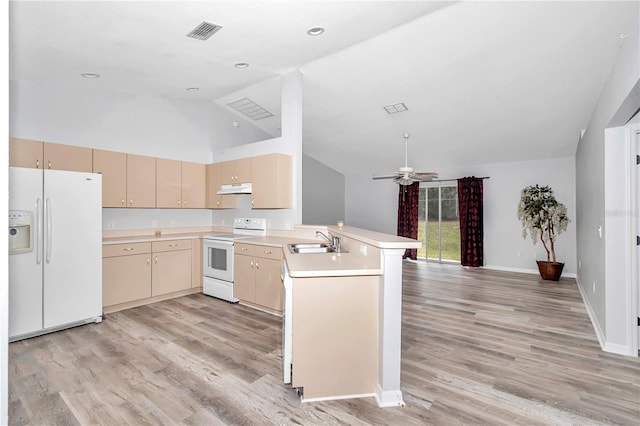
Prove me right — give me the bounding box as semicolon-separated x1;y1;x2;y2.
152;239;191;252
103;242;151;258
254;245;282;261
235;243;256;256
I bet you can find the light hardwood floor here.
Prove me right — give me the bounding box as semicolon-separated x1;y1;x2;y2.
8;262;640;425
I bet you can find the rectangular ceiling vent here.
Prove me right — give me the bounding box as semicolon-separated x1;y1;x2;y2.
187;21;223;40
227;98;274;121
384;103;409;114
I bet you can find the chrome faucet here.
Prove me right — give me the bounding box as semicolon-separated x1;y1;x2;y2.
316;231;341;253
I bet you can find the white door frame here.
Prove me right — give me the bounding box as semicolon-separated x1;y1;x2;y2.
629;124;639;356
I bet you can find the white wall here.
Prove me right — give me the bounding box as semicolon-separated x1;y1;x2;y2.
302;154;346;226
575;3;639;354
346;156;577;275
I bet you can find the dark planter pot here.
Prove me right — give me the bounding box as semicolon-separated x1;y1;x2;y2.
536;261;565;281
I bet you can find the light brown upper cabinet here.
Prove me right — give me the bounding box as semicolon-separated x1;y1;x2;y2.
181;162;206;208
156;158;182;208
220;158;251;185
93;149;128;207
9;138;43;169
157;159;206;209
126;154;156;208
10;138;92;172
251;153;292;209
206;163;237;209
43;142;93;172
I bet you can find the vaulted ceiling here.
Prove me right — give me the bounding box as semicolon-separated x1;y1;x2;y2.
9;1;637;177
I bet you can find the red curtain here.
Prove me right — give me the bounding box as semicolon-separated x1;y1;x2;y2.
457;177;484;267
397;182;420;260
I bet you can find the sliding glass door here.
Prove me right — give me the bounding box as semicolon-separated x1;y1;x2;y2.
418;185;460;262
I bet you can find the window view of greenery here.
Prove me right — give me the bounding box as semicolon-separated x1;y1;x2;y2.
417;186;461;262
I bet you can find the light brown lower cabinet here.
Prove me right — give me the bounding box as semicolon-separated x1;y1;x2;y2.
103;239;193;312
151;240;192;296
103;243;152;307
234;243;283;313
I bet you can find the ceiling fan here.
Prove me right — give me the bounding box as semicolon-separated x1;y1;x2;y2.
373;133;439;185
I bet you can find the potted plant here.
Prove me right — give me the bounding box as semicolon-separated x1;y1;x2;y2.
517;184;570;281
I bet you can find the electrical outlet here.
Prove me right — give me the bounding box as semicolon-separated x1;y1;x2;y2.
169;220;176;228
107;221;114;229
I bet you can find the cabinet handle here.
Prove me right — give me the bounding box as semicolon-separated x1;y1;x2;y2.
264;250;272;255
129;199;133;206
177;200;181;206
183;200;187;207
36;157;40;168
255;260;259;270
123;247;134;251
216;200;220;206
155;256;158;264
250;259;254;268
168;244;178;247
146;257;150;265
241;247;248;252
47;159;52;169
121;197;125;206
251;199;254;207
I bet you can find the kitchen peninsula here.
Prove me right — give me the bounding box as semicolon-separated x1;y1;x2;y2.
280;225;421;407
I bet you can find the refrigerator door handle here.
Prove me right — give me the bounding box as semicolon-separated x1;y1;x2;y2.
35;198;42;265
45;198;52;263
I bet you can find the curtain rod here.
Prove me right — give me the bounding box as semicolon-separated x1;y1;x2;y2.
430;176;491;183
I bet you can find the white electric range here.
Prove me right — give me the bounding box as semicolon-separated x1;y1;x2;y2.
202;218;267;302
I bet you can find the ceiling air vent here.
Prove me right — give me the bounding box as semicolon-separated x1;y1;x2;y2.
187;21;223;40
227;98;274;121
384;103;409;114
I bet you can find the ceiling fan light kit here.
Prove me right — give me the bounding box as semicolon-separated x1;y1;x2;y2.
373;133;438;185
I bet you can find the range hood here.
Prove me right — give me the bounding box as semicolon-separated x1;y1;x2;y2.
217;183;252;195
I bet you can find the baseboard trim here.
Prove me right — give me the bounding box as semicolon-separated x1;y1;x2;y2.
575;276;607;351
302;392;375;404
484;264;576;279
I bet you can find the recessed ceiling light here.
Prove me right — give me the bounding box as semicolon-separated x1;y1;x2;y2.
234;62;249;69
307;27;325;36
186;87;199;91
81;73;100;79
619;33;630;39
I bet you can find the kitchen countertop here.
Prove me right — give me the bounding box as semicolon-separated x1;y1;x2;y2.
102;225;420;279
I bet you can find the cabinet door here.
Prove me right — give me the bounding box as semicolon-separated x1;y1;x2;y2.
103;254;152;307
251;153;292;208
156;158;182;208
254;257;283;311
220;158;252;184
152;250;192;297
43;142;93;172
93;149;127;207
181;162;206;208
233;254;255;302
235;158;252;183
9;138;43;169
206;163;237;209
126;154;156;208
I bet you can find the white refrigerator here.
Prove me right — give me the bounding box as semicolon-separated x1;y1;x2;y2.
9;167;103;341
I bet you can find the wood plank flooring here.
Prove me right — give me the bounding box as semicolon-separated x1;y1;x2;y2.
8;262;640;425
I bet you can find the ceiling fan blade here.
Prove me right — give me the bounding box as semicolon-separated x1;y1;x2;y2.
413;172;439;179
373;173;400;180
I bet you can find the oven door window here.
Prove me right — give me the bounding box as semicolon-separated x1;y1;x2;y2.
209;246;228;271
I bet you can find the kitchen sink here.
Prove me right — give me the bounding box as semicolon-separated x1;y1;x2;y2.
288;243;336;254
